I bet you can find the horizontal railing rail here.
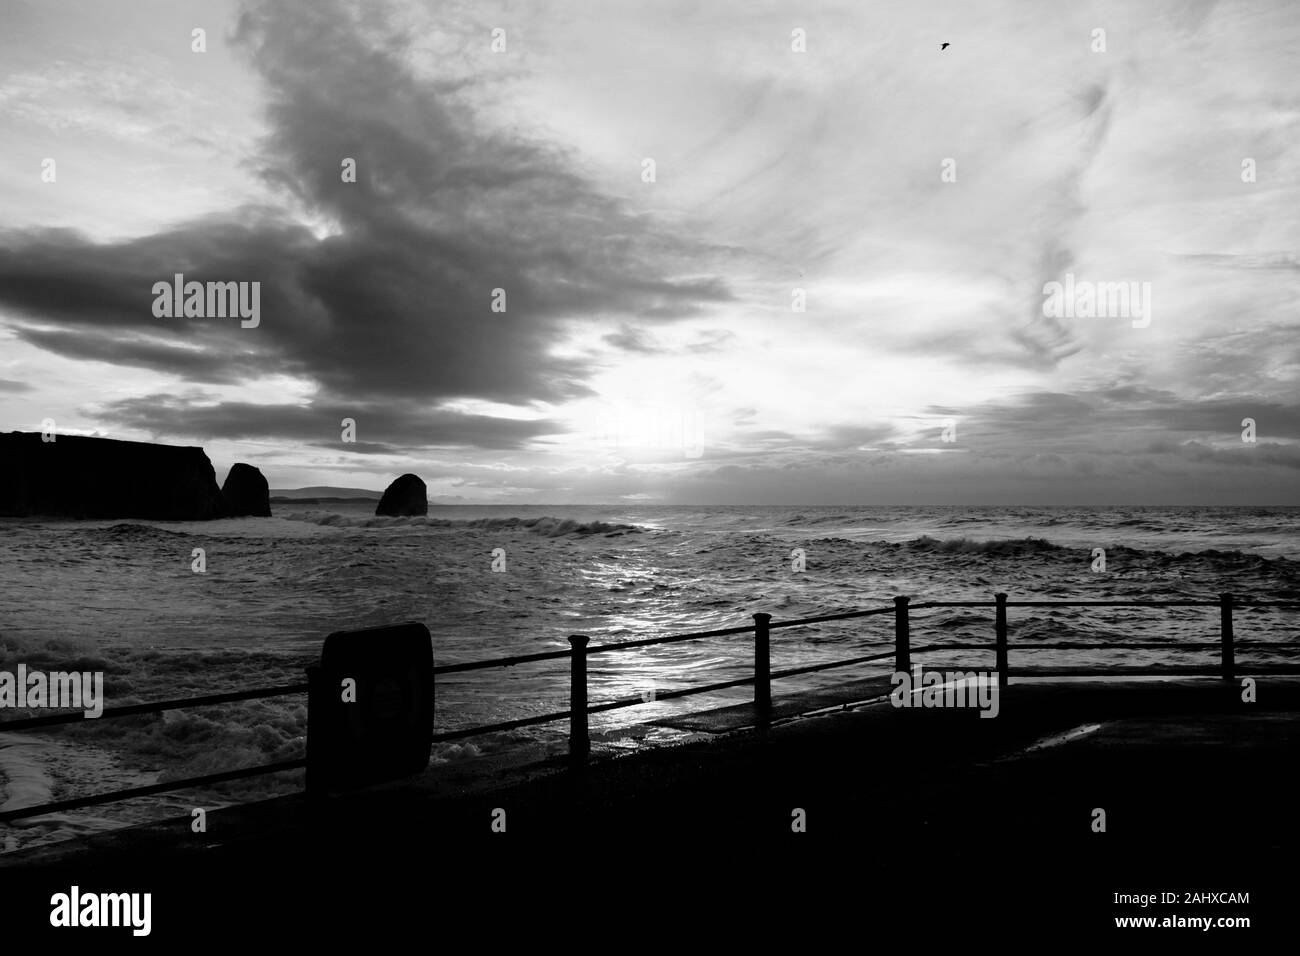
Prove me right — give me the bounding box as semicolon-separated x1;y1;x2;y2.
0;760;308;822
2;593;1298;825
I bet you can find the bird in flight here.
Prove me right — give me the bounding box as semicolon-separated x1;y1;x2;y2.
940;42;950;50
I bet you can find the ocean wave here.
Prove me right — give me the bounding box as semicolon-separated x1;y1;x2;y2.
890;536;1297;572
906;535;1063;554
4;503;1298;856
781;511;871;527
0;634;117;674
1110;518;1171;532
283;513;644;537
88;523;196;540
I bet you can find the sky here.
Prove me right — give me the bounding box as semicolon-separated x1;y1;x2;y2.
1;0;1297;504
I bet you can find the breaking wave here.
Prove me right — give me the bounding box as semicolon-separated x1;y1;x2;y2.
905;535;1063;554
284;513;645;536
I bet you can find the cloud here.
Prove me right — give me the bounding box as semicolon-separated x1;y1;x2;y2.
947;387;1300;451
94;392;561;451
0;0;731;446
602;326;659;354
1;0;1296;504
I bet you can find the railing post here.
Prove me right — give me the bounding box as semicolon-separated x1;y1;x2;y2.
753;613;772;717
568;635;589;762
1219;594;1234;682
995;593;1009;690
894;596;910;675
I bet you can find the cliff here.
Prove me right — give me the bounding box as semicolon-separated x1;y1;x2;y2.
0;431;227;520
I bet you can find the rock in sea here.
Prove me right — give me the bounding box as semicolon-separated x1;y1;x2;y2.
375;474;427;517
221;462;272;517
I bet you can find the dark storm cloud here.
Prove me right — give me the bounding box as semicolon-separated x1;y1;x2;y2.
957;387;1300;449
0;0;730;444
1174;440;1300;470
15;324;279;385
0;216;323;384
95;392;560;451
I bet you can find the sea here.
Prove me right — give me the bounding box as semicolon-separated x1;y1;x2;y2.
2;503;1297;852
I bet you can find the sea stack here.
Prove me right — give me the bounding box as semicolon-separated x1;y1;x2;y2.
0;431;226;520
375;474;427;516
221;463;272;517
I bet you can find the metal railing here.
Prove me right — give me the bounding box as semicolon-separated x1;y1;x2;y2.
2;592;1297;824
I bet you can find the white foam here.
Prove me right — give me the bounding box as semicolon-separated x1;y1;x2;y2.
0;732;54;813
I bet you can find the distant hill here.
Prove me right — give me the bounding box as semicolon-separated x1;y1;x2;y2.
269;486;380;500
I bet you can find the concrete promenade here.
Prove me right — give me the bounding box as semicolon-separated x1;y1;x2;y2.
1;676;1293;939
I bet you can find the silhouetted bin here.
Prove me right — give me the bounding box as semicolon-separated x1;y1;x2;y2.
306;621;434;794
